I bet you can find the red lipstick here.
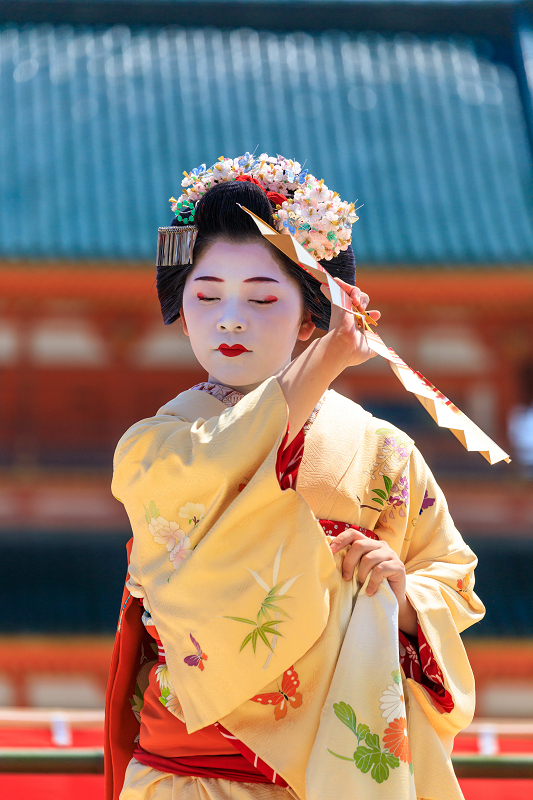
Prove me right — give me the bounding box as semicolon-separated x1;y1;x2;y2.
218;344;251;358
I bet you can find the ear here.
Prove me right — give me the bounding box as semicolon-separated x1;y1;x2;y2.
297;309;315;342
179;308;189;336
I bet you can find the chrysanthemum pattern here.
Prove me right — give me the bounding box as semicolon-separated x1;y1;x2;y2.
155;663;182;716
379;680;405;724
383;717;411;763
174;152;359;262
164;692;183;716
327;672;412;782
155;663;172;692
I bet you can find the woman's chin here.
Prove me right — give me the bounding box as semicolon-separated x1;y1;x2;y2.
207;363;277;392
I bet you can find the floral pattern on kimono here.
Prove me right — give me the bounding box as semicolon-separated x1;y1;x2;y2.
190;386;454;715
110;384;480;800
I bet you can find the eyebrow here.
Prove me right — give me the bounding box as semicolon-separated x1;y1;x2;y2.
193;276;280;284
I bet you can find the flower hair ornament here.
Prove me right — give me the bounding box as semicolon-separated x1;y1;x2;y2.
155;152;511;465
238;203;511;466
156;152;359;268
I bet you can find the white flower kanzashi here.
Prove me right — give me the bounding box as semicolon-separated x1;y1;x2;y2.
178;502;206;530
169;536;192;569
175;152;359;262
380;681;405;724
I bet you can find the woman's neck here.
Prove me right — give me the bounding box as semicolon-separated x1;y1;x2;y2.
207;357;292;396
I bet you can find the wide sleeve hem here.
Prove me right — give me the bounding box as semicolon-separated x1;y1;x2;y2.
398;625;455;713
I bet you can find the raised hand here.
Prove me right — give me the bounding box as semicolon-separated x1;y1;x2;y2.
322;277;381;368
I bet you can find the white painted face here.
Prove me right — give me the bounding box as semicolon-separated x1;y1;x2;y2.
181;240;315;392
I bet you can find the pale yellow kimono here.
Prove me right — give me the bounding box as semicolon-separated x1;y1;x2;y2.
112;378;484;800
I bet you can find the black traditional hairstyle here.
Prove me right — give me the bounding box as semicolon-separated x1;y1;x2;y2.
156;180;356;331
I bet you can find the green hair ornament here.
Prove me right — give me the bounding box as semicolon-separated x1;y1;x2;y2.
170;197;195;224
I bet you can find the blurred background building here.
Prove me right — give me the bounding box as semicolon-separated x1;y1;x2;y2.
0;0;532;726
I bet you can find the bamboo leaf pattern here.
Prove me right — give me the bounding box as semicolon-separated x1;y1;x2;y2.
272;542;282;585
257;582;293;622
224;542;299;658
224;616;286;653
246;568;271;593
240;632;254;652
278;575;302;594
257;627;274;652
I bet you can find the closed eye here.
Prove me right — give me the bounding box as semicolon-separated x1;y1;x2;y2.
197;294;277;304
250;296;278;305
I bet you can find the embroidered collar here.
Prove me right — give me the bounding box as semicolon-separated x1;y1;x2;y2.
190;381;328;432
190;382;245;407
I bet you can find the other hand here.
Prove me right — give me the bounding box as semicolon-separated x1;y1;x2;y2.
330;529;418;635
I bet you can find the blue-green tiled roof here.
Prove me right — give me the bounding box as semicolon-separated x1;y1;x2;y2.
1;23;533;263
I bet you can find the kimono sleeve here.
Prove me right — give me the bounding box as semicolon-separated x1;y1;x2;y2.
401;445;485;735
111;377;288;508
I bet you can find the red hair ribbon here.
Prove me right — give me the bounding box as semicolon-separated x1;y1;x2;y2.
235;174;286;209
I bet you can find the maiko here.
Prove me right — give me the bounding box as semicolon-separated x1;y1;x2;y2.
105;156;484;800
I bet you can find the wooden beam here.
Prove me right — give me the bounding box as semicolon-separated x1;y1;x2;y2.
1;265;532;307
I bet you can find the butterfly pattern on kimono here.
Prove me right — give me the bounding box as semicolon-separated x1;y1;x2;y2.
251;667;303;720
456;572;474;606
184;634;208;670
419;489;436;515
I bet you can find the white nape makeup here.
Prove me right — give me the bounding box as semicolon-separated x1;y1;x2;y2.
180;240;315;393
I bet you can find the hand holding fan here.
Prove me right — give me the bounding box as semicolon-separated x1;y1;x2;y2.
239;205;510;466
